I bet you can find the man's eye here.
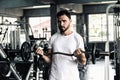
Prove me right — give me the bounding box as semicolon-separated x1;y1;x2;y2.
63;20;66;22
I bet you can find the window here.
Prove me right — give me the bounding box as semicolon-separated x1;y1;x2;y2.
88;14;114;42
29;17;51;41
71;15;76;31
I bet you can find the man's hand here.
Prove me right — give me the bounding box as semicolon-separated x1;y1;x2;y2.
73;48;86;65
36;47;44;56
73;48;84;57
35;48;51;63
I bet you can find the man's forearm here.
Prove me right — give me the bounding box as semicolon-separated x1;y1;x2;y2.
77;53;86;65
41;54;51;63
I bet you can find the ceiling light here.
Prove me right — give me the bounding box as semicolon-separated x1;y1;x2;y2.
22;5;50;9
101;1;117;4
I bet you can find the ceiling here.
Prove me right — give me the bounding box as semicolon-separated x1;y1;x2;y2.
0;0;117;9
0;0;117;17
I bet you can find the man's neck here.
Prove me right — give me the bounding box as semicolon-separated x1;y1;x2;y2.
62;30;73;36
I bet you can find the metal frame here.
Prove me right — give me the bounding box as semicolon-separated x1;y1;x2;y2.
106;3;120;80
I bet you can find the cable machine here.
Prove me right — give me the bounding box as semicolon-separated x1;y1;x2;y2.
106;1;120;80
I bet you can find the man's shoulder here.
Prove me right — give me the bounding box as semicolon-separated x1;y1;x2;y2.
52;32;60;36
73;31;82;37
50;32;60;39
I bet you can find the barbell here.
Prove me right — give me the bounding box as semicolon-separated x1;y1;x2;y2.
20;41;86;61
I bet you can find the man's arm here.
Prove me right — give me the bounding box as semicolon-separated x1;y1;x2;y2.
36;48;52;63
74;48;87;65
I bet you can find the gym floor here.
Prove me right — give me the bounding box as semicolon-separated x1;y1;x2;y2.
81;58;115;80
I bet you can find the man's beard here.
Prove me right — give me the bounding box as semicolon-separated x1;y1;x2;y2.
59;25;69;33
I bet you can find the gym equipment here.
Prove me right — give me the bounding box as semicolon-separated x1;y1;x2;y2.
0;45;22;80
0;19;50;80
0;58;10;77
0;40;48;80
106;2;120;80
21;41;31;62
52;52;74;56
89;43;97;64
44;51;86;57
2;27;8;42
109;3;120;80
20;40;48;61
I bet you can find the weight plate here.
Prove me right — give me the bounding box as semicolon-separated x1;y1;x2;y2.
39;40;45;48
21;42;31;62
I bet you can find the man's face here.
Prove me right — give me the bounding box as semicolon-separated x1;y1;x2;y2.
57;14;72;33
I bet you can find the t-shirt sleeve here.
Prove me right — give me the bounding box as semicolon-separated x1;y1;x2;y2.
48;37;52;49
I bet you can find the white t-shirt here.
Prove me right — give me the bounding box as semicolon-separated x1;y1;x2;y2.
48;31;85;80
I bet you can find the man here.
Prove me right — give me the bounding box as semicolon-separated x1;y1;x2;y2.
36;10;86;80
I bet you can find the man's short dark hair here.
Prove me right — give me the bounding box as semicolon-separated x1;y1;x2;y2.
57;10;71;19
